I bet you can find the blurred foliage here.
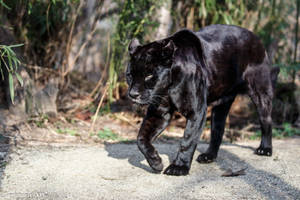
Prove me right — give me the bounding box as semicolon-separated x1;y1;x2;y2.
0;0;299;126
194;0;247;25
57;128;80;136
0;44;23;103
97;127;119;140
275;63;300;80
108;0;162;101
2;0;80;67
254;0;293;64
0;0;9;9
0;1;24;104
1;0;298;89
173;0;297;63
27;114;49;128
251;123;300;140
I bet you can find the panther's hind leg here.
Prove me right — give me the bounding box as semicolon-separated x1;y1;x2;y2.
197;97;236;163
137;104;174;172
244;63;274;156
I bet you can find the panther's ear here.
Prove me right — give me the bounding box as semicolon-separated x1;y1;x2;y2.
128;38;141;55
162;40;175;58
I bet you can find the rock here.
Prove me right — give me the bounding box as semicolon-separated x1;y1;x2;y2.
26;79;58;117
0;152;6;160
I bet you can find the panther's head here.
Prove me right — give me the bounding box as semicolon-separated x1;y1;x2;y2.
126;29;207;106
126;38;175;105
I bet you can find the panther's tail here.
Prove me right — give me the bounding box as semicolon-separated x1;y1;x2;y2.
270;67;280;89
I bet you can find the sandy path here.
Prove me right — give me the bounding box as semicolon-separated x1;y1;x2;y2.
0;138;299;200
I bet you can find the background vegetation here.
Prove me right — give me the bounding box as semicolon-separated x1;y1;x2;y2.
0;0;299;140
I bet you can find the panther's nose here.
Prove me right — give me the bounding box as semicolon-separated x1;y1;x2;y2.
129;90;140;99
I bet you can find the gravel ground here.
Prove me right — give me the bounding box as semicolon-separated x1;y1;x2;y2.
0;138;299;200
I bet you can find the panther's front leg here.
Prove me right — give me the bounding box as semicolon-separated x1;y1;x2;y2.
164;107;207;176
137;104;174;172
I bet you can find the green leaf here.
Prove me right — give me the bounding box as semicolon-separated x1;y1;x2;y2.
8;44;24;48
12;57;18;70
15;72;24;87
8;73;14;104
1;47;8;57
0;0;11;10
7;52;13;71
97;128;119;140
223;14;231;24
0;63;4;80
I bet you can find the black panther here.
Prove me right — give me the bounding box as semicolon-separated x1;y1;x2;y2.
126;24;279;176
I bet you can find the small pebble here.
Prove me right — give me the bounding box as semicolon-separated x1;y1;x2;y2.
0;152;6;160
21;161;29;165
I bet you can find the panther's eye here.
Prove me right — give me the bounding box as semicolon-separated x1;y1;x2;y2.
145;74;153;81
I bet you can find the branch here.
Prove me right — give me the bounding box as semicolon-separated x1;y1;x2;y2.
97;7;121;20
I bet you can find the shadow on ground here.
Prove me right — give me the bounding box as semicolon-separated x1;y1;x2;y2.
104;141;178;173
105;139;300;199
0;125;14;188
216;148;300;199
0;108;26;189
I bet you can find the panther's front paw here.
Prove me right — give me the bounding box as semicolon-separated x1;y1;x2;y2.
163;164;189;176
255;146;272;156
196;153;216;163
146;155;164;172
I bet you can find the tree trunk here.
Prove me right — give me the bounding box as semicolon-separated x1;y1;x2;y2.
155;0;172;39
293;0;300;127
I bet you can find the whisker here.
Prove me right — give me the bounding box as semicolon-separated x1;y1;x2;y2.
150;94;169;106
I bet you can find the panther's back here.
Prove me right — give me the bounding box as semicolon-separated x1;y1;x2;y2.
196;24;266;66
194;24;268;102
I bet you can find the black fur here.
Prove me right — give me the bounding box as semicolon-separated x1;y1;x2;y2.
126;24;279;176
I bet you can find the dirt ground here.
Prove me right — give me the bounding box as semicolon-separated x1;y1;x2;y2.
0;135;300;199
0;109;299;200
